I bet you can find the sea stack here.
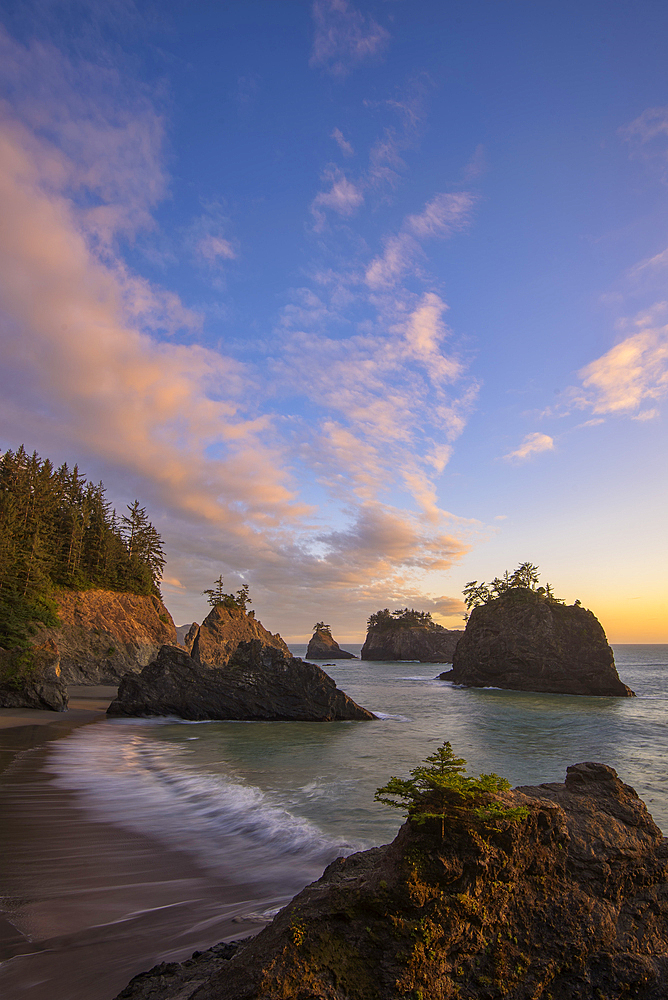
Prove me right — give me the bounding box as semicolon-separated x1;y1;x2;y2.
362;608;463;663
306;623;357;659
107;642;374;722
441;587;634;696
189;604;290;666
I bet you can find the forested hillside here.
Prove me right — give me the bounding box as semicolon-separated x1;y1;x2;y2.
0;446;165;649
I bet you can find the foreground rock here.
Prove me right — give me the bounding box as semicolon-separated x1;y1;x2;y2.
0;640;68;711
115;761;668;1000
362;621;463;662
29;588;177;685
306;627;357;659
441;587;633;696
189;605;290;666
107;642;375;721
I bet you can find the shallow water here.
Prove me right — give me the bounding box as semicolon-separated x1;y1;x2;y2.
0;644;666;999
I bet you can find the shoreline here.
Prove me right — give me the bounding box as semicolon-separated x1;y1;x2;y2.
0;696;275;1000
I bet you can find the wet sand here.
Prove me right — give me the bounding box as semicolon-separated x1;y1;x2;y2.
0;694;271;1000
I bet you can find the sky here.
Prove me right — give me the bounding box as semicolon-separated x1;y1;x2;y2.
0;0;666;642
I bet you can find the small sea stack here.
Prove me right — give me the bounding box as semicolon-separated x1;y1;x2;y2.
306;623;357;659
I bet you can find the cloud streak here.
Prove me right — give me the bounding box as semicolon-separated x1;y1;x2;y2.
310;0;390;78
503;433;555;463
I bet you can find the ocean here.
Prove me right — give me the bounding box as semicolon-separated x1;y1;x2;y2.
0;644;666;1000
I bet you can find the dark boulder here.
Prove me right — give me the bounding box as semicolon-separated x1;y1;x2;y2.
362;623;463;662
440;588;633;696
114;762;668;1000
306;628;356;659
107;642;375;721
0;640;68;712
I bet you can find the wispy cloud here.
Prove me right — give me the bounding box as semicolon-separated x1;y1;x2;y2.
310;0;390;78
311;165;364;229
575;321;668;416
503;432;555;463
331;127;354;156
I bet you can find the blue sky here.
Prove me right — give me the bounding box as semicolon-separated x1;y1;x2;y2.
0;1;666;640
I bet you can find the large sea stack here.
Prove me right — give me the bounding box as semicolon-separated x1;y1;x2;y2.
306;625;357;659
441;587;633;696
116;762;668;1000
107;641;374;721
362;610;463;663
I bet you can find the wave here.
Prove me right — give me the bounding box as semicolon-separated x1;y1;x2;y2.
46;724;357;879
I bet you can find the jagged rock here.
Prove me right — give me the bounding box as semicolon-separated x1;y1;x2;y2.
306;628;357;659
362;622;463;662
29;589;177;685
114;763;668;1000
191;605;290;666
441;588;633;696
0;639;68;711
107;642;375;721
175;622;196;647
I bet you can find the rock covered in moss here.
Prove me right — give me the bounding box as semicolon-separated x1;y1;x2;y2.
306;628;357;659
0;639;68;711
114;762;668;1000
441;587;633;696
107;641;375;721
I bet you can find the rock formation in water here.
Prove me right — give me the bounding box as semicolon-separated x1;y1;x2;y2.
107;641;375;721
306;625;357;659
115;762;668;1000
190;604;290;666
440;587;633;696
362;611;463;663
26;588;177;685
0;639;68;711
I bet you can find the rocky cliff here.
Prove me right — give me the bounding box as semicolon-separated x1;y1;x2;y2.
115;762;668;1000
362;623;463;663
441;588;633;696
190;605;290;666
28;588;177;685
107;642;375;721
306;628;357;659
0;639;68;711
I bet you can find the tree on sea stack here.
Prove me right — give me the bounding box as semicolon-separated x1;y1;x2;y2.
375;741;526;838
203;576;252;611
313;621;332;636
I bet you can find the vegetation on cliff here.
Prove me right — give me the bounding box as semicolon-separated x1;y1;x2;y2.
367;608;437;630
203;575;252;611
0;445;165;656
462;561;567;619
375;741;529;837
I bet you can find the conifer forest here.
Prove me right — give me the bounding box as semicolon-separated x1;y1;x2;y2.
0;446;165;649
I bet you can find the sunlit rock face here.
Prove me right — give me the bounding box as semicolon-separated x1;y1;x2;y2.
306;628;357;659
362;623;463;663
29;589;177;685
190;605;290;667
115;762;668;1000
107;642;375;722
442;588;633;696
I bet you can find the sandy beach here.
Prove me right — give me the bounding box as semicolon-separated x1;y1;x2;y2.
0;692;267;1000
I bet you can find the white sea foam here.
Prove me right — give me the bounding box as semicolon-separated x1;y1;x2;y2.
46;724;354;877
